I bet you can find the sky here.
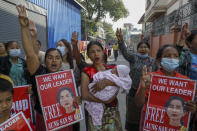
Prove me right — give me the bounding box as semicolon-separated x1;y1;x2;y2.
104;0;145;31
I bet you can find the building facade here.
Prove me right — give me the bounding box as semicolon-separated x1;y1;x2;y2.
28;0;83;48
139;0;197;57
0;0;47;56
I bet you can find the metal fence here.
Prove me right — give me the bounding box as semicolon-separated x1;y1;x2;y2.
145;1;197;37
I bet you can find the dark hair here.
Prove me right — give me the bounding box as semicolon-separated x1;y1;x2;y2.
165;96;186;111
0;42;6;49
0;78;14;94
45;48;63;62
87;41;104;54
80;53;85;62
57;87;74;103
156;44;179;60
165;96;186;126
0;42;5;45
5;41;19;51
37;40;41;46
137;41;150;50
104;53;108;64
186;31;197;48
58;39;74;69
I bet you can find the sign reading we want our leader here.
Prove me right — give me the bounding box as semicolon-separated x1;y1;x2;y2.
36;70;83;131
143;75;196;131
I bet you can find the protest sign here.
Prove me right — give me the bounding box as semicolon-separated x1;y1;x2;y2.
0;112;32;131
36;70;83;131
12;85;33;121
143;75;196;131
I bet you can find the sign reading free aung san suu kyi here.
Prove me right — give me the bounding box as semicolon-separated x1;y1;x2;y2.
143;75;196;131
36;70;83;131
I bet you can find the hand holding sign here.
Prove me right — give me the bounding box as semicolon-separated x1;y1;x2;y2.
141;65;152;89
185;101;196;114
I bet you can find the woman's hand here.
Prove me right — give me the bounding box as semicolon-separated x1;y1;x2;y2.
104;91;118;104
178;23;191;46
29;20;37;38
26;84;33;94
116;28;123;43
180;23;190;41
185;101;196;114
71;31;79;47
74;96;82;105
140;65;152;89
16;5;29;27
91;79;108;94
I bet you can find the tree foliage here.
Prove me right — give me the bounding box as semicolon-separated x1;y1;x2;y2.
78;0;129;40
103;22;116;42
79;0;129;22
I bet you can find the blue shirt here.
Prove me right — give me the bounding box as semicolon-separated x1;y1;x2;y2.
189;52;197;80
9;58;27;86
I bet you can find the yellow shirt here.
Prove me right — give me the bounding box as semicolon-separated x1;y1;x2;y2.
113;44;119;50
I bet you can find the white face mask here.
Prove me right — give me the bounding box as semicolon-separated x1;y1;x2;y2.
161;58;179;72
9;49;21;57
57;46;66;56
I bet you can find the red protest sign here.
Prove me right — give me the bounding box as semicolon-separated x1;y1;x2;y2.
143;75;196;131
12;85;33;121
0;112;32;131
35;70;83;131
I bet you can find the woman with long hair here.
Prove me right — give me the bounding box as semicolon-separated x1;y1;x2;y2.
81;41;122;131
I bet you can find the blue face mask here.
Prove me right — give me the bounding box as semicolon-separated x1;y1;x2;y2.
161;58;179;72
9;49;21;57
57;46;65;56
137;53;149;58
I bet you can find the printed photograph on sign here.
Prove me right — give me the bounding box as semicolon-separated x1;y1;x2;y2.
143;75;196;131
35;70;83;131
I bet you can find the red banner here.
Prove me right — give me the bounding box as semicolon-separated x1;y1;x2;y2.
35;70;83;131
12;85;33;121
143;75;196;131
0;112;32;131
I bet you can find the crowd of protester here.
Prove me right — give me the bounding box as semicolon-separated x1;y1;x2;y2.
0;5;196;131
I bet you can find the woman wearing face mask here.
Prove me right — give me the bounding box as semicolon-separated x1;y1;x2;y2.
56;39;74;70
116;29;158;131
135;44;197;131
0;41;30;86
56;37;81;89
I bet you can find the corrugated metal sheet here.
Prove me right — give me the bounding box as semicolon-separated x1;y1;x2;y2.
28;0;82;48
0;0;47;57
29;0;47;9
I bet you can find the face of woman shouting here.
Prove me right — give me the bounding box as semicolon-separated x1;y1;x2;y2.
87;42;104;65
45;49;62;73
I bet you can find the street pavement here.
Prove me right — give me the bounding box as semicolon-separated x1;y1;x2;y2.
80;53;129;131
